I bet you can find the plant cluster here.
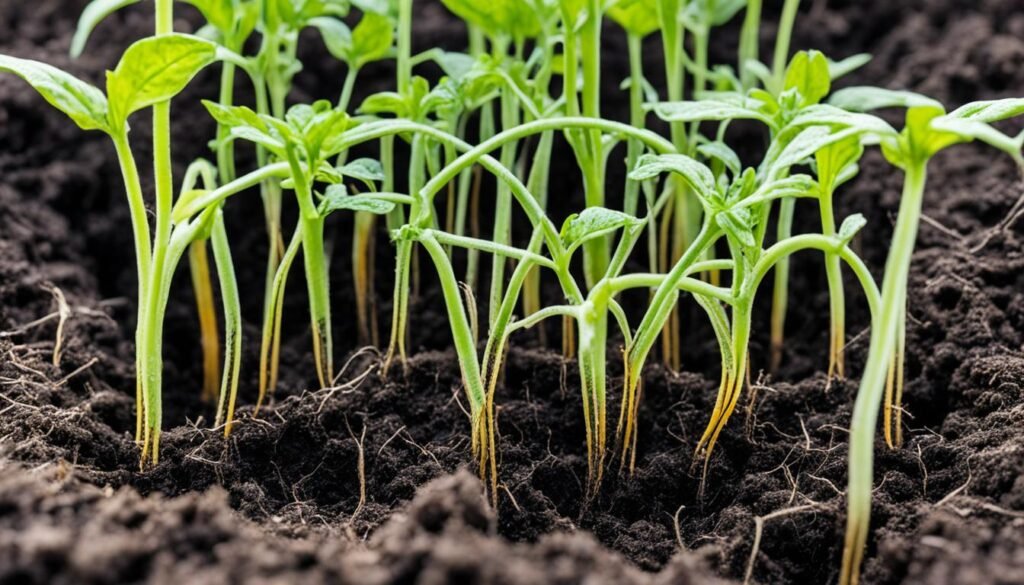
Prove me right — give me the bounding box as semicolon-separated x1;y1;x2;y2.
3;0;1023;583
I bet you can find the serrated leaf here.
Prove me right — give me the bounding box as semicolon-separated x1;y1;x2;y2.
837;213;867;244
71;0;141;59
106;34;217;125
340;158;385;182
0;55;109;132
322;184;395;215
629;154;719;204
828;86;941;112
783;50;830;106
560;207;641;252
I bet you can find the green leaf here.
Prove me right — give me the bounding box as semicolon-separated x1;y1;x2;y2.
351;11;394;67
106;34;217;126
715;209;755;248
560;207;641;252
837;214;867;245
182;0;235;32
311;17;353;61
649;99;775;127
71;0;141;59
340;158;385;182
441;0;541;39
0;55;109;132
788;104;897;136
608;0;659;37
630;154;719;205
359;91;408;116
740;174;818;208
930;115;1024;166
828;53;871;81
828;86;941;112
946;98;1024;124
322;184;395;215
172;188;210;223
709;0;746;26
783;50;830;106
766;126;865;180
815;134;864;193
433;51;476;81
697;141;741;177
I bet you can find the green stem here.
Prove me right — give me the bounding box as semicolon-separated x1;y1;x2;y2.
338;65;359;113
841;160;927;585
820;191;846;379
490;60;518;325
397;0;412;94
419;233;486;420
111;131;150;445
627;221;720;391
210;210;242;436
138;0;175;465
770;197;795;372
738;0;762;89
771;0;802;91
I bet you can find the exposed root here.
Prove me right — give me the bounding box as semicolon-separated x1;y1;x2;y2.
744;503;822;585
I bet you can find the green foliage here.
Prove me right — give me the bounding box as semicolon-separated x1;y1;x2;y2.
106;34;218;127
71;0;141;58
0;55;109;131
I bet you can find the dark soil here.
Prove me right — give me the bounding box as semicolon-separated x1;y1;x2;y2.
3;1;1024;584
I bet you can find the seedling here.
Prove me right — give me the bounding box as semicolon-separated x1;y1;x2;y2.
826;90;1024;585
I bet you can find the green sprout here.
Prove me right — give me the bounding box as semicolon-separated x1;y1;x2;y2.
826;90;1024;585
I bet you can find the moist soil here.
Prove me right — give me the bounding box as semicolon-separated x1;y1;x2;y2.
3;1;1024;584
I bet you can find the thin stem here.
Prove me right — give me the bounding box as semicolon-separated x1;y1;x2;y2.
210;210;242;436
841;161;927;585
771;0;802;91
769;197;795;372
738;0;762;89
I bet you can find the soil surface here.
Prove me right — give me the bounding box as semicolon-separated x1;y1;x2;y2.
3;1;1024;584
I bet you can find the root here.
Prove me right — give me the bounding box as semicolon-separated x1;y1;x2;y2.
744;503;822;585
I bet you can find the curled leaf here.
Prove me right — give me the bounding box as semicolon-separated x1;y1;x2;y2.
837;214;867;245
